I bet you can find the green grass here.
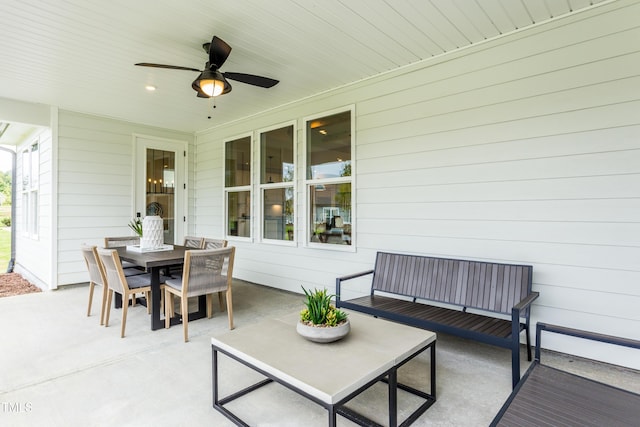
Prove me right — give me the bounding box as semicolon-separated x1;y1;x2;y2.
0;228;11;272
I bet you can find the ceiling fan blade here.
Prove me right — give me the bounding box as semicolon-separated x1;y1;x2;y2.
222;72;279;88
208;36;232;68
135;63;201;72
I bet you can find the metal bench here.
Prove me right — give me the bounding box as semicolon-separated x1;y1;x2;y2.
336;251;538;388
490;323;640;426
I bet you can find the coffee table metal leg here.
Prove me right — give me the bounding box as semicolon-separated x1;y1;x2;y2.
328;405;337;427
389;369;398;427
430;342;437;398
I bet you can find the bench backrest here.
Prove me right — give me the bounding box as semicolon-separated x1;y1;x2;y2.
371;252;533;315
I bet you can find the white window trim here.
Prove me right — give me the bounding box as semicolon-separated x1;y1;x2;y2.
223;132;253;242
256;120;297;246
21;138;39;240
302;105;356;251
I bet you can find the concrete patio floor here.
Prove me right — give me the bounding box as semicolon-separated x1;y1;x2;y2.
1;280;638;426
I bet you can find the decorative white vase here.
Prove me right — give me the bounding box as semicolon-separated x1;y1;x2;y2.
296;319;350;343
140;215;163;249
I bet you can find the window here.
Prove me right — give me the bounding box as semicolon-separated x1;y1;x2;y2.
225;135;252;238
22;141;39;238
260;124;295;242
305;109;353;246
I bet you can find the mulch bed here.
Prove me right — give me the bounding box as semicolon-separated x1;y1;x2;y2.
0;273;42;297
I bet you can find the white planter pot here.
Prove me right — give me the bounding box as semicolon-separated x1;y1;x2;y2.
296;319;350;343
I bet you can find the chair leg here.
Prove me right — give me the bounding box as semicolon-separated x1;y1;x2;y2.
99;284;108;326
87;281;95;317
182;295;189;342
206;294;213;319
145;290;151;314
105;289;113;327
121;293;129;338
226;289;234;330
218;291;225;311
165;290;172;329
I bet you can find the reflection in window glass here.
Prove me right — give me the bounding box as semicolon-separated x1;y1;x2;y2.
146;148;175;244
260;124;295;243
225;136;251;187
261;125;294;184
263;187;294;241
227;191;251;238
309;183;351;245
306;111;351;180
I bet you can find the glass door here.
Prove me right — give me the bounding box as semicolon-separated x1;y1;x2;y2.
146;148;176;244
135;137;186;245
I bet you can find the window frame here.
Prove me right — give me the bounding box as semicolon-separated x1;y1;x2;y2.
257;120;297;246
223;132;253;242
21;139;40;239
303;105;355;251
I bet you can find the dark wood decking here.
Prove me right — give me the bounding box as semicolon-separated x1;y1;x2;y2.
494;364;640;427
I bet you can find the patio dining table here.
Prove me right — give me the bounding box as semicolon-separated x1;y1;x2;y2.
115;245;207;331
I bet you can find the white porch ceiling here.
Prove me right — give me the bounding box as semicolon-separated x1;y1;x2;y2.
0;0;608;138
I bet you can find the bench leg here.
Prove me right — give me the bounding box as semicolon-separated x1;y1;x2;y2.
512;319;521;389
526;325;532;361
511;345;520;389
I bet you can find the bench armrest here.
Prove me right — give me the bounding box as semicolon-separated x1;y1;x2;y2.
535;322;640;361
335;269;374;302
512;291;539;313
510;291;539;331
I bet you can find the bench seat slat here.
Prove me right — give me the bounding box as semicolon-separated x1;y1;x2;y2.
346;295;516;339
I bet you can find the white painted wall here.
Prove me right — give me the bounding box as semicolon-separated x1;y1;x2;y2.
55;111;194;286
195;0;640;368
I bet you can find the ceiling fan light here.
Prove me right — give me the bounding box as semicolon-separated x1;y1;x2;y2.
195;69;226;97
200;78;225;97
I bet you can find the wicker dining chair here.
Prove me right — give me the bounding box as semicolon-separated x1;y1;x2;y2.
201;238;228;309
183;236;205;248
97;248;159;338
104;236;140;248
104;236;145;272
164;247;235;342
80;244;109;325
103;235;148;308
163;236;205;278
201;238;228;249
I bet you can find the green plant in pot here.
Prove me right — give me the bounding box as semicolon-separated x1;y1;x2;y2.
297;286;349;343
128;218;143;237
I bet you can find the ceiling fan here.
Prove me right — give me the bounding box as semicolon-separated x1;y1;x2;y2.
135;35;279;98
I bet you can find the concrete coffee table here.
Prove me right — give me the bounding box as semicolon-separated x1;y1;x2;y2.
211;310;436;426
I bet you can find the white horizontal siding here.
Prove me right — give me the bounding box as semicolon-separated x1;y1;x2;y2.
56;111;193;286
195;0;640;369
